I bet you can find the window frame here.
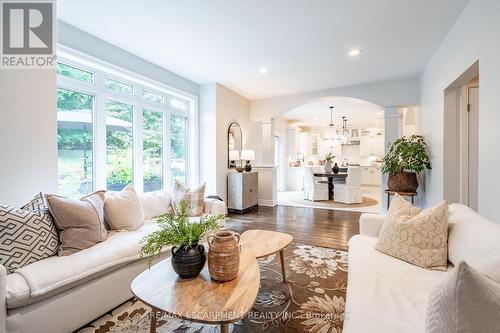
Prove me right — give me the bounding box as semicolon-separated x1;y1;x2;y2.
57;46;197;195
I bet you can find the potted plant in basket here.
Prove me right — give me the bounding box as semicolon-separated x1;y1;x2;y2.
139;200;224;278
382;135;431;192
324;152;335;173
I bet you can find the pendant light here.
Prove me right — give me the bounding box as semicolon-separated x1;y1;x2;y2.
322;106;335;148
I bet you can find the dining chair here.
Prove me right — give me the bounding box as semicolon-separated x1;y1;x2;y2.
303;166;329;201
333;167;363;204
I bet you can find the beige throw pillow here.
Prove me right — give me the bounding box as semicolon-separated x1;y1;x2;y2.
104;185;144;231
375;193;448;269
172;180;206;216
426;261;500;333
46;191;107;256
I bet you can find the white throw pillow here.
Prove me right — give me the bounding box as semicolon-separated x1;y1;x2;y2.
139;190;172;220
104;185;144;231
426;261;500;333
172;180;206;216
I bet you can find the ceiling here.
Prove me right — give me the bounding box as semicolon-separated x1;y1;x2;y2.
283;97;384;130
58;0;468;100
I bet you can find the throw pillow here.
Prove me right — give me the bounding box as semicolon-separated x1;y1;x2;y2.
426;261;500;333
0;193;59;273
139;189;172;220
375;193;448;269
46;191;107;256
104;185;144;231
172;180;206;216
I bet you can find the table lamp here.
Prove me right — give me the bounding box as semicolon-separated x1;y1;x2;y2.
241;150;255;172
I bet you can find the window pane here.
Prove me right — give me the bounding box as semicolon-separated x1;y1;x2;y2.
57;62;94;83
143;109;163;192
170;98;187;110
105;78;134;95
170;115;187;184
142;90;163;104
106;100;133;191
57;88;94;197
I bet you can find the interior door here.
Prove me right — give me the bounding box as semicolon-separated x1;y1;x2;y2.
467;86;479;211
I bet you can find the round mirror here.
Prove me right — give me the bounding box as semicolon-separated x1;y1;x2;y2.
228;122;242;168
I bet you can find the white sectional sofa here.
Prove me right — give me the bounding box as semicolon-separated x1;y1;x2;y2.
344;203;500;333
1;191;225;333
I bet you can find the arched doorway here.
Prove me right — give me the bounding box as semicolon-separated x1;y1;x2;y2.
275;96;385;213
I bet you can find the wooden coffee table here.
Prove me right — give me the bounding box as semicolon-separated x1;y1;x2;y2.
131;230;293;333
240;229;293;282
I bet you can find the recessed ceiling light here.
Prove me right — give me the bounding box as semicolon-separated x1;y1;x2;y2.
314;117;319;121
376;112;383;116
348;49;362;57
259;67;269;74
374;120;380;124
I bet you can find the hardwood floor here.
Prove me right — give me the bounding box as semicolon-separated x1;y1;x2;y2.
227;205;361;251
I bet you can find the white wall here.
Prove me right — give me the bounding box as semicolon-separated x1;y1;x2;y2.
250;76;419;121
0;69;57;206
418;0;500;222
199;83;260;201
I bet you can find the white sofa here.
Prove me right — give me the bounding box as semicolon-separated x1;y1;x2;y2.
344;203;500;333
0;191;225;333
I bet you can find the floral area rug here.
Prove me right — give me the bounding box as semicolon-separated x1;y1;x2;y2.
76;243;348;333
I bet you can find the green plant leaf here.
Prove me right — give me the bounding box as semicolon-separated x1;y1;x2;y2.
139;199;225;267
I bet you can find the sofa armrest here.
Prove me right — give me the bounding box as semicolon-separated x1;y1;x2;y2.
1;265;6;333
359;213;386;237
203;198;226;216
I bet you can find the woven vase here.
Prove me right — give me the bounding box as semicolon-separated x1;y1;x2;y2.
387;171;419;192
207;230;240;282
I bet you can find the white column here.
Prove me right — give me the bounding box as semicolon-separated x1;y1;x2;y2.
381;106;401;212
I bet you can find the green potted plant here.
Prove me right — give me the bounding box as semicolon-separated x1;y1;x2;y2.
139;200;225;278
324;152;335;173
382;135;431;192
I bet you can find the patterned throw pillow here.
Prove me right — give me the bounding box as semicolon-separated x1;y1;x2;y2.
375;193;448;269
172;180;206;216
426;261;500;332
0;193;59;273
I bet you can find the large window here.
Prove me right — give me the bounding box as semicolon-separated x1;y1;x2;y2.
143;109;163;192
170;114;187;184
106;100;134;191
56;56;194;197
57;88;94;197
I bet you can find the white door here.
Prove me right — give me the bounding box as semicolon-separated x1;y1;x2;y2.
467;86;479;211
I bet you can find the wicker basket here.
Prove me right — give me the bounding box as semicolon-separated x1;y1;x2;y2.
387;171;418;192
207;230;240;282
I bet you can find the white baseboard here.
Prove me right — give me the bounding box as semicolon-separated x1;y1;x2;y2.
258;199;277;207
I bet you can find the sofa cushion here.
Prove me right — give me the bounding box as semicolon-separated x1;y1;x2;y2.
6;219;174;309
104;185;144;231
344;234;448;333
426;261;500;333
172;180;206;216
0;194;59;273
139;189;172;220
46;191;107;256
447;204;500;283
375;194;449;269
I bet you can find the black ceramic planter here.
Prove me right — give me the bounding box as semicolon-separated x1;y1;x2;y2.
171;244;206;278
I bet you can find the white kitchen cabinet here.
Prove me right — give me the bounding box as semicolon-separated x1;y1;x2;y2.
298;132;311;156
360;136;384;156
361;166;382;185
